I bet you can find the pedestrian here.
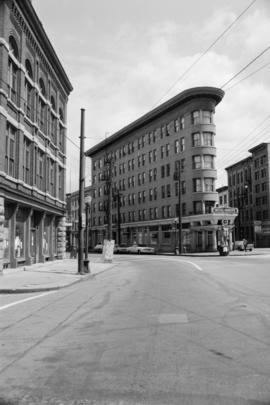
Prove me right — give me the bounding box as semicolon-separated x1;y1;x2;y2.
242;238;248;252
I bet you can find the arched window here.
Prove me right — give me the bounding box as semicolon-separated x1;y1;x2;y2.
25;59;33;79
9;36;19;59
39;78;46;97
50;95;56;111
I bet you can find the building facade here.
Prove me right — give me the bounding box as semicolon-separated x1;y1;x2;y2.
216;186;229;207
66;186;93;251
86;87;237;253
226;143;270;247
0;0;73;271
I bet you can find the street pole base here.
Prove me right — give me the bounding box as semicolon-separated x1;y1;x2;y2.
83;259;90;273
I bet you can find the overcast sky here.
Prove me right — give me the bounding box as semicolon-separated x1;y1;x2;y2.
32;0;270;192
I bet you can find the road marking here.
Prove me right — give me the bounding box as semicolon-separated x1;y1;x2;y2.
179;260;203;272
0;291;57;312
128;256;203;271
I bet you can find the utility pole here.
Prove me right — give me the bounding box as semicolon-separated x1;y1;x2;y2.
78;108;86;274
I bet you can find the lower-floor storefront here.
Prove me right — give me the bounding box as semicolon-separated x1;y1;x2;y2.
0;196;66;271
90;209;238;253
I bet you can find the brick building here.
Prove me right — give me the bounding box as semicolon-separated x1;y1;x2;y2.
86;87;237;253
216;185;229;207
0;0;73;271
226;143;270;247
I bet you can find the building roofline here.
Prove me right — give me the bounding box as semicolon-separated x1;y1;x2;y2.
216;186;228;192
18;0;73;94
248;142;270;154
85;86;224;157
225;155;252;171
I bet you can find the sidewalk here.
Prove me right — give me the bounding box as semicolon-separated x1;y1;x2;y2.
1;249;270;294
0;256;118;294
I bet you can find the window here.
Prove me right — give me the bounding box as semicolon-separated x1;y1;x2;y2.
149;169;153;182
182;203;186;216
153;149;157;162
161;145;165;159
166;144;170;157
166;184;171;197
193;201;202;214
153;168;157;181
149;189;153;201
161;185;165;198
58;167;64;200
193;178;202;192
192;133;201;147
202;110;213;124
192;110;200;125
181;181;186;194
38;97;46;133
161;166;165;178
175;119;180;132
180;117;185;130
5;123;17;178
203;132;214;146
192;155;201;169
24;79;33;119
204;155;214;169
39;78;46;97
36;150;44;191
166;163;170;177
175;182;179;196
23;137;31;184
149;151;153;163
204;178;214;192
180;137;185;152
8;58;18;104
49;159;55;196
174;140;179;154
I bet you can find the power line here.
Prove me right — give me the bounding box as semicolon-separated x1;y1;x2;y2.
152;0;257;108
217;113;270;167
221;45;270;89
225;61;270;91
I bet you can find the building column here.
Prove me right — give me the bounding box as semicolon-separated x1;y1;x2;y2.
57;216;66;259
212;229;217;251
0;197;4;274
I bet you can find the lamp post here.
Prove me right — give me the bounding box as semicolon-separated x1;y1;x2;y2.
84;195;92;273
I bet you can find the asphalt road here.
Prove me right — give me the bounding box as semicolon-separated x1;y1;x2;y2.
1;255;270;405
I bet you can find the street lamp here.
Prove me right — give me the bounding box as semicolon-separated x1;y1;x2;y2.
84;195;92;273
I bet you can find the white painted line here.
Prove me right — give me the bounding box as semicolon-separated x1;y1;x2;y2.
0;291;57;312
179;260;203;272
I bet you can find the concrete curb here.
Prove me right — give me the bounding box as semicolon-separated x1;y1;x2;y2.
0;272;94;294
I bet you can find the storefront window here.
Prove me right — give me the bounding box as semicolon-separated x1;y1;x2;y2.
3;219;10;260
15;208;27;259
161;225;171;244
43;216;51;256
149;226;158;245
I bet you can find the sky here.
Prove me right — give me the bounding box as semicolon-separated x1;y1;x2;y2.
32;0;270;192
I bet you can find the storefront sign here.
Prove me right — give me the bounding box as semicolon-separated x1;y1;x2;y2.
213;207;238;215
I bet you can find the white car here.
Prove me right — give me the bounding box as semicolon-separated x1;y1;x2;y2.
93;244;103;253
127;244;156;254
114;244;129;254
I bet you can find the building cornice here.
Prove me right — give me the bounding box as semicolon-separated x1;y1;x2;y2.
15;0;73;94
85;86;224;157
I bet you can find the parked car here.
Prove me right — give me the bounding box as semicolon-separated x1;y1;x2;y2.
93;244;103;253
114;244;129;254
127;244;156;254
